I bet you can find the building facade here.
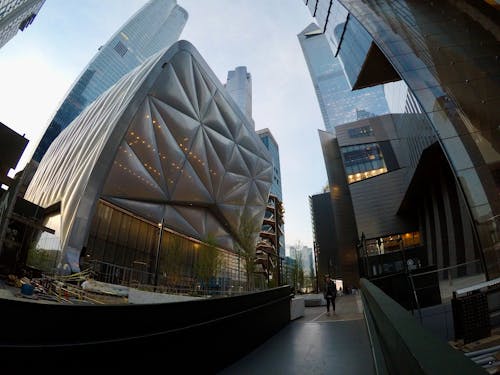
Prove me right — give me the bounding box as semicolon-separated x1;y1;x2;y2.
224;66;286;284
310;192;339;279
24;41;273;288
225;66;254;129
0;0;44;49
256;129;285;275
32;0;187;162
303;0;499;285
298;22;389;133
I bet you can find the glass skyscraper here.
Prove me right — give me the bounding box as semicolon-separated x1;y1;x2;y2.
304;0;500;287
225;66;254;130
256;129;282;201
298;23;389;134
0;0;45;49
256;129;285;260
32;0;187;162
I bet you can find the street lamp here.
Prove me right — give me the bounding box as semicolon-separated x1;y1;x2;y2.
153;218;164;288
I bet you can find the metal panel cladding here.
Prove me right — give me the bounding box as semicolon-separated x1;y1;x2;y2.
25;41;273;272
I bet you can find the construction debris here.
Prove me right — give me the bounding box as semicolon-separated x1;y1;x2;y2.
1;270;128;305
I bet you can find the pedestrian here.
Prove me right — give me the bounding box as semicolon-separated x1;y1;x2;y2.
323;274;337;316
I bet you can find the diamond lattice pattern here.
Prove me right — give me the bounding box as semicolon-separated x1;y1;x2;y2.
102;50;273;250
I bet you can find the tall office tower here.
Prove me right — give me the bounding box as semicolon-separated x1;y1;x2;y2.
310;192;338;279
224;66;286;281
256;129;282;201
301;245;314;277
383;81;422;115
257;128;285;260
225;66;254;129
303;1;499;296
32;0;187;162
0;0;45;49
298;23;389;133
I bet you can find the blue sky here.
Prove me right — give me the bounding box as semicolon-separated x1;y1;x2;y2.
0;0;327;249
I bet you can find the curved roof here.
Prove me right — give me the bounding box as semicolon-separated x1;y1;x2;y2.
25;41;273;272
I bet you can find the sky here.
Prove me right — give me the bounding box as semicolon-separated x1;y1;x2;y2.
0;0;327;250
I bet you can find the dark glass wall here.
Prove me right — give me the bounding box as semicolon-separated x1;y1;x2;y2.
339;0;499;278
310;192;339;279
85;201;242;291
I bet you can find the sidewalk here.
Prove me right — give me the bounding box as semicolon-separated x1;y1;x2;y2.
219;294;375;374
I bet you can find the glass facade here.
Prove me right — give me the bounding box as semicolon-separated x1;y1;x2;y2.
0;0;44;49
225;66;253;129
341;143;388;183
337;0;499;278
336;16;372;89
257;129;282;201
32;0;187;162
85;201;245;292
305;0;499;283
348;125;374;138
257;129;285;258
298;23;389;133
26;212;61;272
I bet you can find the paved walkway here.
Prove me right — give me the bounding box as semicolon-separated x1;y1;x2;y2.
219;294;375;374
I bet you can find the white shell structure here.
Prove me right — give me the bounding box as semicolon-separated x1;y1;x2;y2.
25;41;273;272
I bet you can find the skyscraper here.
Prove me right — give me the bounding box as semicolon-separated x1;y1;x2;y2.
298;23;389;133
257;128;285;260
256;129;282;201
224;66;286;281
225;66;254;129
303;0;499;291
32;0;187;162
0;0;45;49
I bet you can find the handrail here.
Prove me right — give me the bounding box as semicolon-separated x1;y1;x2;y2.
361;278;486;374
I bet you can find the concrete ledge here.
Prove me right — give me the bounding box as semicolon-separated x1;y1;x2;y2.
128;288;205;304
291;297;305;320
305;298;323;307
303;293;326;306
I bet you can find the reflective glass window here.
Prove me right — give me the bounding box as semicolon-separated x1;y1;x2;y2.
341;143;388;183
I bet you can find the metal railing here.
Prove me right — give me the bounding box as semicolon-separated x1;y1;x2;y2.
361;278;486;374
85;259;275;298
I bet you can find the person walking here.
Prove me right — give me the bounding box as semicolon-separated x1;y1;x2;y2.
323;274;337;316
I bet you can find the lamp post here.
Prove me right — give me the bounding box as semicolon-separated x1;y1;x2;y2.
153;218;164;288
399;236;422;321
237;245;241;292
360;232;369;278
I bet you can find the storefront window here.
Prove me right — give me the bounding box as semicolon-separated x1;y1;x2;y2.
341;143;388;183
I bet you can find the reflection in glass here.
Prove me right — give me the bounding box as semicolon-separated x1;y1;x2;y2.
341;143;388;183
26;213;62;272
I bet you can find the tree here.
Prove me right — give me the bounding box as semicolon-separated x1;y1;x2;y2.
162;235;183;289
194;234;221;293
235;213;261;291
291;241;305;292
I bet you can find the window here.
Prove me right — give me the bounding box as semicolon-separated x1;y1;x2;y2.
348;125;374;138
113;41;128;57
26;213;62;272
341;143;388;183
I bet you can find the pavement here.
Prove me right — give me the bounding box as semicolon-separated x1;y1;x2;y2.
219;294;375;375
